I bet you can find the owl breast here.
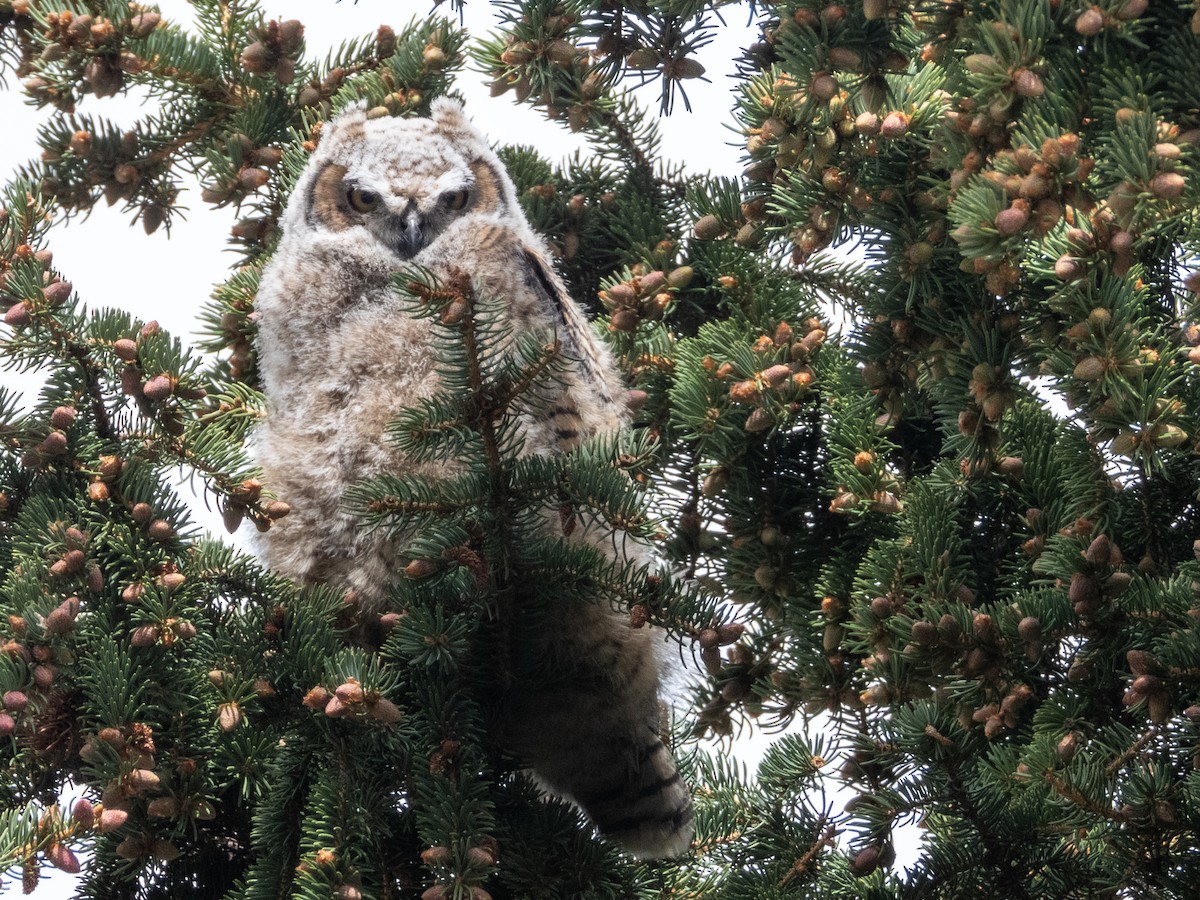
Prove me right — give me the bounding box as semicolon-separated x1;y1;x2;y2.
254;238;447;605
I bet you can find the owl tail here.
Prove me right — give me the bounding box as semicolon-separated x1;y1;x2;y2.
576;728;695;858
529;722;694;859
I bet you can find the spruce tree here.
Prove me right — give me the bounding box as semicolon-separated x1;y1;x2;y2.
2;1;1200;898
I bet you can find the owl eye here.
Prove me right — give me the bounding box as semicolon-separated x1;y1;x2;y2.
347;187;381;213
441;189;470;211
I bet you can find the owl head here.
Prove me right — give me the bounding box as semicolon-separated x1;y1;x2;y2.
284;98;518;261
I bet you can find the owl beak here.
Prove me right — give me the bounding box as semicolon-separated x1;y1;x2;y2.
396;209;425;258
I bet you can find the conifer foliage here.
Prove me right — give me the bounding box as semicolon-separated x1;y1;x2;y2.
1;0;1200;897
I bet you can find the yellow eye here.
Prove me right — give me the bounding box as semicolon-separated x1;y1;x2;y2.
441;189;470;211
347;187;380;213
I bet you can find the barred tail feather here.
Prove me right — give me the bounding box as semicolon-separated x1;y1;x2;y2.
573;730;695;858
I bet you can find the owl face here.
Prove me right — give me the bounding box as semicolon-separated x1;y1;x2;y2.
291;99;515;263
342;170;469;259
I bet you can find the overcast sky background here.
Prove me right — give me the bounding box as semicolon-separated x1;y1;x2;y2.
0;3;906;895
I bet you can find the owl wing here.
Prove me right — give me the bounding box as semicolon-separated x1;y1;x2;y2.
518;245;616;409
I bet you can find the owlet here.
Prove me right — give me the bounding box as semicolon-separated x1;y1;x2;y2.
253;99;693;859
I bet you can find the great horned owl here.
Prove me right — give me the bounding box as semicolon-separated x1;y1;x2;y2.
253;99;694;859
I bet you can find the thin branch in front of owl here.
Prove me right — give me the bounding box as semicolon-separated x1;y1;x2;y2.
395;266;550;457
402;266;474;314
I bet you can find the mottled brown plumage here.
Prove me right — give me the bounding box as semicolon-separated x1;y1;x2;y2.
253;99;693;858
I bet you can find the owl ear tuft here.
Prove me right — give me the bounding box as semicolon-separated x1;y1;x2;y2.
431;96;469;132
320;102;368;145
330;101;368;124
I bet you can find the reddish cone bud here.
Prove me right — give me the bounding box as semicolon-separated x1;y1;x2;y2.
1073;356;1106;381
370;697;403;724
98;807;129;833
147;519;174;541
42;281;72;306
1018;616;1042;644
41;430;69;455
128;768;160;792
1086;534;1113;568
142;374;173;402
995;205;1029;236
1075;6;1104;34
717;622;745;644
4;301;32;328
324;696;349;718
744;408;774;432
146;796;179;818
217;702;242;731
1069;571;1099;605
303;686;332;709
1150;172;1185;199
405;559;438;579
693;214;723;240
762;364;792;387
46;843;80;873
851;844;881;876
239;41;272;74
1013;68;1044;98
130;12;160;37
880;112;909;139
50;406;77;429
1054;255;1083;281
1126;649;1153;676
72;798;95;829
335;681;365;704
45;606;76;636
